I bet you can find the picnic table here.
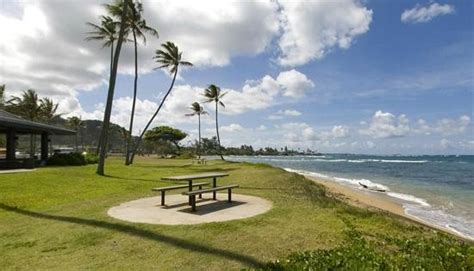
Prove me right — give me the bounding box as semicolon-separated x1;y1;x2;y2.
161;172;229;204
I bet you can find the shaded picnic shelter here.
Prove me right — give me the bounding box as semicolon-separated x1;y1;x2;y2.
0;110;76;169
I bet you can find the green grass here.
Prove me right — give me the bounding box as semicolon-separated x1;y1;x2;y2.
0;157;472;270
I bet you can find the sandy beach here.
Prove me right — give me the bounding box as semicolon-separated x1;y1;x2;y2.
304;175;471;241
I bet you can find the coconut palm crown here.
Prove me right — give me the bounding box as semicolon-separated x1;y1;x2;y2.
154;41;193;74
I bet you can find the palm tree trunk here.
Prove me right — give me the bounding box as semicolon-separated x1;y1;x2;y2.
125;29;138;166
97;0;130;175
129;68;179;164
96;41;114;156
215;102;224;160
198;114;201;159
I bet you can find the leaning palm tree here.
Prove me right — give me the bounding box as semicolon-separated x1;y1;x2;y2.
185;102;207;158
105;0;159;165
204;85;226;160
129;41;192;164
96;0;131;175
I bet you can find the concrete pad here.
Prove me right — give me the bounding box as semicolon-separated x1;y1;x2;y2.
0;169;36;174
108;193;272;225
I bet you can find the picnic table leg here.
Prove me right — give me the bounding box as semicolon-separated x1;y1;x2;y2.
198;185;202;199
188;180;193;205
161;191;165;206
212;177;217;200
190;195;196;212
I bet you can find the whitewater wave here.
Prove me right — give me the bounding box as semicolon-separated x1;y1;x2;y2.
404;205;474;240
284;167;474;240
387;192;431;207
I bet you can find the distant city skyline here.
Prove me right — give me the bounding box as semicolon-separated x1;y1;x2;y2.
1;0;472;154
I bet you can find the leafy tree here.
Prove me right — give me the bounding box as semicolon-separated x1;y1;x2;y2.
144;126;187;150
204;84;226;160
105;0;159;165
96;0;130;175
185;102;207;158
129;41;192;164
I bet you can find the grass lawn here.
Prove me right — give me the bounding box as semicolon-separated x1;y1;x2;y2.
0;157;472;270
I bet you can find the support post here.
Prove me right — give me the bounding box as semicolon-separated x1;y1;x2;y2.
6;130;16;162
161;191;165;206
228;188;232;202
212;177;217;200
40;133;49;163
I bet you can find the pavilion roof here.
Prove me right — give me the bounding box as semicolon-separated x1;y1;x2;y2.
0;110;76;135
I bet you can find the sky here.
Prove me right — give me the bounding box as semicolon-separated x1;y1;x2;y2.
0;0;473;155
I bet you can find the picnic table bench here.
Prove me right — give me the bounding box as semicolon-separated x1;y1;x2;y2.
183;184;239;212
152;182;209;206
158;172;238;211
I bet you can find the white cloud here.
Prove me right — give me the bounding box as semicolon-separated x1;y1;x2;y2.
320;125;350;140
401;3;455;24
359;110;410;139
267;108;302;120
0;0;279;106
281;109;302;116
224;70;314;114
276;70;314;97
277;0;372;66
256;125;267;131
221;123;244;132
435;115;470;136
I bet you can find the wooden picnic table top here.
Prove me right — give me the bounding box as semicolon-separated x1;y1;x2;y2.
161;172;229;181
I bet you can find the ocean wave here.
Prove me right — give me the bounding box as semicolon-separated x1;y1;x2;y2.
387;192;431;207
404;204;474;240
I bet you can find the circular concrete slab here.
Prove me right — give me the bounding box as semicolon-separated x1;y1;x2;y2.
108;193;272;225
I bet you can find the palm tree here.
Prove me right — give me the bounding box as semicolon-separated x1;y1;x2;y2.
86;15;121;73
96;0;131;175
67;116;84;152
204;85;226;160
39;98;59;123
7;89;43;157
185;102;207;158
129;41;192;164
105;0;159;165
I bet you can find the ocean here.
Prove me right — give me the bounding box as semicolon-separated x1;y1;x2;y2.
227;154;474;240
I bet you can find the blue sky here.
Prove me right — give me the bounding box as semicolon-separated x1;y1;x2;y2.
1;0;473;154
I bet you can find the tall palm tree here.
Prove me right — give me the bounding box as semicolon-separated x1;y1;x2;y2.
96;0;131;175
86;15;120;73
67;116;84;152
105;0;159;165
185;102;207;158
204;85;226;160
129;41;192;164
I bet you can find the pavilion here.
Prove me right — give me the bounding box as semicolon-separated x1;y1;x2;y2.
0;110;76;169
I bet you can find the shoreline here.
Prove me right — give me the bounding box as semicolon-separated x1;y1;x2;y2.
300;174;473;242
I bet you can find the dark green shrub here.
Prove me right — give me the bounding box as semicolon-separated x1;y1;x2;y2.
47;153;86;166
265;230;474;270
84;153;98;164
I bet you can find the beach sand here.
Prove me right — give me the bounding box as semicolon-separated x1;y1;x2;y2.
304;175;471;241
